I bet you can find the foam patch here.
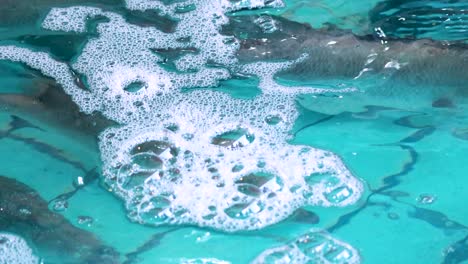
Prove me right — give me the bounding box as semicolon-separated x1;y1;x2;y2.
0;0;363;232
98;89;362;231
181;258;231;264
252;230;360;264
0;233;39;264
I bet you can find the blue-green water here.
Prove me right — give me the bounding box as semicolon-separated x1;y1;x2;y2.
0;0;467;263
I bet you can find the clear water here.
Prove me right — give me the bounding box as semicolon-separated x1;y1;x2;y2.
0;0;467;263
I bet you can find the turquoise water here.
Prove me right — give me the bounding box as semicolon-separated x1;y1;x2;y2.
0;0;467;263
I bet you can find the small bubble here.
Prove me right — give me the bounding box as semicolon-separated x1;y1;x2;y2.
182;133;194;140
417;194;436;204
257;160;266;168
232;164;244;173
52;199;69;212
124;81;146;93
211;128;255;149
265;114;282;125
133;101;144;107
323;186;353;204
77;216;94;226
164;124;179;132
387;212;399;220
19;208;32;216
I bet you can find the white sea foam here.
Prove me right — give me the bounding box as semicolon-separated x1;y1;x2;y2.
97;89;362;231
181;258;231;264
0;0;363;232
0;233;39;264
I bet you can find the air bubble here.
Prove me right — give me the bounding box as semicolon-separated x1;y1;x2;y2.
140;196;173;224
211;128;255;149
52;199;69;212
124;81;147;93
417;194;436;204
324;186;353;204
77;216;94;226
130;140;176;156
132;153;163;170
232;164;244;172
265;114;282;125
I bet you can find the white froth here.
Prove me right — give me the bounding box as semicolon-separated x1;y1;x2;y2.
98;90;362;231
0;0;364;232
0;233;40;264
181;258;231;264
43;7;102;33
252;230;360;264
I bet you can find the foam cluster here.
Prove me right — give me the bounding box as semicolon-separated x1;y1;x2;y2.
98;89;362;231
0;0;363;232
0;233;40;264
252;230;360;264
181;258;230;264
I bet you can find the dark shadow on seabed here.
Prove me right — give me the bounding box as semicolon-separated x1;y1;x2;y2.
291;107;468;263
0;175;120;263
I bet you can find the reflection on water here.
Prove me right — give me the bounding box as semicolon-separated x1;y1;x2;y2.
0;0;467;263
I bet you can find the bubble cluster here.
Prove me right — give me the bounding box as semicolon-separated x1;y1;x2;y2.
252;230;360;264
0;0;363;232
98;90;362;231
0;233;39;264
181;258;230;264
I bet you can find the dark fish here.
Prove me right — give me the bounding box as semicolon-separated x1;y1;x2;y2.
0;175;120;263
